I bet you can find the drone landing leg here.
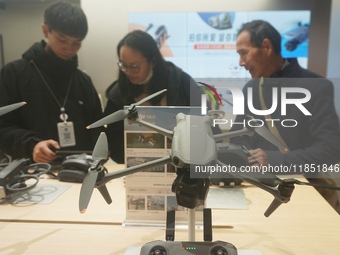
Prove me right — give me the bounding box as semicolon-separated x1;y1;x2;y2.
166;209;175;241
188;208;195;241
203;208;212;242
165;209;196;241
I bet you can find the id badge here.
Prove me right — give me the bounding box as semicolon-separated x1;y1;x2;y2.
57;121;76;147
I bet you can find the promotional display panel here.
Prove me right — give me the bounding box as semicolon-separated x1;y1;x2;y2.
129;10;310;79
123;106;204;226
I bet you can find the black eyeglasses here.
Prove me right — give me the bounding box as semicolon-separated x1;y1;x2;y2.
117;60;147;74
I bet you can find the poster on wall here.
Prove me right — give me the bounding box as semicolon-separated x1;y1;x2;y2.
128;10;310;79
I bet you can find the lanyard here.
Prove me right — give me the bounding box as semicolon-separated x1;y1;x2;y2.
258;77;289;153
30;60;73;122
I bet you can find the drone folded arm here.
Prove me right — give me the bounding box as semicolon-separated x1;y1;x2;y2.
213;127;254;142
97;155;173;187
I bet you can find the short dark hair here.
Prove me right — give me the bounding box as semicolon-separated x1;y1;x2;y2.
116;30;169;104
44;1;88;39
237;20;281;55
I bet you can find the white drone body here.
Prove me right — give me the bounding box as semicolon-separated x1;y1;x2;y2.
171;113;216;168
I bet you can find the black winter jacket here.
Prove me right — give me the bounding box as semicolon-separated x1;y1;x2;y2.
0;41;103;160
103;62;201;163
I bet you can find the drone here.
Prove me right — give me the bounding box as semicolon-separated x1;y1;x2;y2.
146;23;170;49
0;101;52;200
78;88;338;217
283;22;309;52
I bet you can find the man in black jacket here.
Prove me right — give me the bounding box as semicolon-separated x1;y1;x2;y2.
231;20;340;212
0;2;102;163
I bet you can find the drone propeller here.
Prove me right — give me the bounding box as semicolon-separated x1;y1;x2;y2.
0;102;26;116
87;89;167;129
246;115;287;151
79;132;108;213
220;96;286;150
241;176;340;217
216;159;295;217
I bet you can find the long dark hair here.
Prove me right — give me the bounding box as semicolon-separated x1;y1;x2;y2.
116;30;169;104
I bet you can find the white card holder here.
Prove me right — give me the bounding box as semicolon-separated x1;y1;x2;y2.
57;121;76;147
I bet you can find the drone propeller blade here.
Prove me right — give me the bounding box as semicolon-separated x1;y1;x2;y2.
92;132;109;161
79;132;108;213
87;109;129;129
97;185;112;204
79;170;98;213
0;102;26;116
253;125;286;151
135;89;167;106
87;89;167;129
264;198;283;217
219;81;286;151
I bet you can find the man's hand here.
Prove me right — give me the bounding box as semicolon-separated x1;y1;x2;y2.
33;140;60;163
248;148;269;166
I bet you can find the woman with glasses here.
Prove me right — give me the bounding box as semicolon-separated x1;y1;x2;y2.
103;30;201;163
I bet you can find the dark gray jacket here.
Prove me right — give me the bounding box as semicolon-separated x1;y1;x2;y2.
231;58;340;167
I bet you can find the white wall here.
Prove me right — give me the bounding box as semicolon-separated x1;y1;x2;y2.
0;0;80;64
0;2;49;63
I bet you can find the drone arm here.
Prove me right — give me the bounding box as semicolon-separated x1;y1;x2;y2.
213;127;253;142
236;173;294;217
240;174;295;216
97;155;172;186
216;160;279;195
216;160;294;216
264;179;295;217
129;118;173;139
